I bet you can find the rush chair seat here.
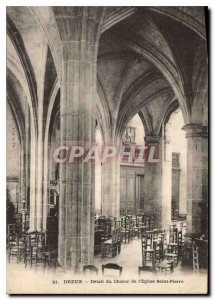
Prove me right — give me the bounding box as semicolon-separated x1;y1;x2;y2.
153;229;164;240
102;263;122;277
164;253;178;267
157;260;174;274
164;243;178;267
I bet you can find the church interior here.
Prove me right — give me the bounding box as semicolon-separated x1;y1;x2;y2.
6;6;208;278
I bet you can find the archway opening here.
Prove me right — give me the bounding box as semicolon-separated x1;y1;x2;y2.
46;91;60;253
164;107;187;222
6;101;21;224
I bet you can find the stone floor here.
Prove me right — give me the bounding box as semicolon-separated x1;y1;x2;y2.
7;238;195;278
7;238;208;294
94;238;193;277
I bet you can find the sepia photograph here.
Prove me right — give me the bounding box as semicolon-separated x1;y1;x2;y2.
6;5;208;294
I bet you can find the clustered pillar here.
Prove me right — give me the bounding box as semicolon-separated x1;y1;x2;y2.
144;135;163;228
101;158;120;218
183;124;208;235
52;7;106;270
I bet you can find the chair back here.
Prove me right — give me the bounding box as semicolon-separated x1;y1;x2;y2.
83;265;98;275
27;231;46;250
102;263;122;276
169;227;178;244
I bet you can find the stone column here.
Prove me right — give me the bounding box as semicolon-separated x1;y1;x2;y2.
53;7;106;270
36;37;48;232
182;124;208;234
144;135;163;228
161;126;172;229
101;158;120;218
20;105;31;213
24;106;31;212
29;122;37;231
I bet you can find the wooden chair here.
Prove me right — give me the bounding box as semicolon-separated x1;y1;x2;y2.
169;227;178;244
7;224;18;248
25;231;46;268
192;243;199;275
142;235;155;269
145;230;154;241
22;212;30;234
43;250;58;273
116;227;122;255
164;244;178;267
139;226;146;239
121;217;132;243
114;219;121;229
178;231;183;260
83;265;98;275
8;230;26;264
149;215;155;230
14;213;22;233
136;215;144;226
143;215;150;230
153;229;163;240
132;216;139;238
157;260;174;274
94;228;102;255
101;229;118;258
99;217;112;242
154;240;164;264
102;263;122;277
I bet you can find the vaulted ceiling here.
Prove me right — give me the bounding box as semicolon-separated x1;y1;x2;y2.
6;6;208;142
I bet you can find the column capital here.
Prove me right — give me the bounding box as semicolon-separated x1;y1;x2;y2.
144;135;160;144
53;7;106;44
182;123;208;138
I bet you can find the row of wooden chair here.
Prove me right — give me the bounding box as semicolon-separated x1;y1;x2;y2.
84;263;172;277
7;229;58;272
120;214;154;243
141;227;183;273
97;214;155;258
83;263;122;276
101;228;122;258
